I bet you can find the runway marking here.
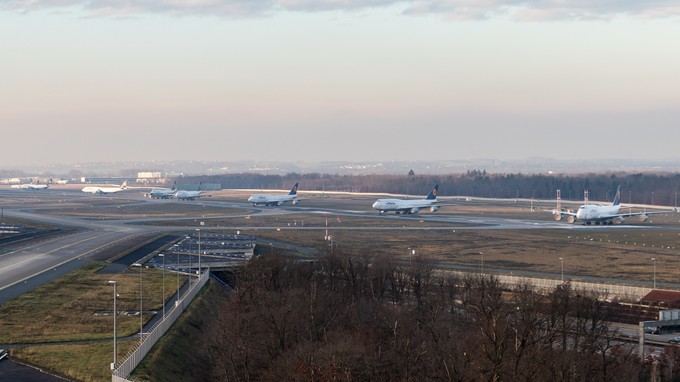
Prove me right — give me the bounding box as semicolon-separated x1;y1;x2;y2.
0;231;139;292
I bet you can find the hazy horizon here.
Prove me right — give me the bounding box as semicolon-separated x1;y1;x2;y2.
2;2;680;167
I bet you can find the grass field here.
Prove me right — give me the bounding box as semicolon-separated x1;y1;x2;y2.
0;261;185;344
235;226;680;285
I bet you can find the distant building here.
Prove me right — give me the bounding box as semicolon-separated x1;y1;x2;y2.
136;172;167;184
80;177;128;184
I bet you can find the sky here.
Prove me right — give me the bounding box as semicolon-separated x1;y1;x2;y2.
1;1;680;167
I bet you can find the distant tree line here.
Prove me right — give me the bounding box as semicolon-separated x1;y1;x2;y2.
197;251;680;381
181;171;680;206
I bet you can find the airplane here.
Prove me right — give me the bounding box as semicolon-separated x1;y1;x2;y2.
248;183;300;206
11;181;50;190
549;185;666;225
174;183;211;201
81;180;128;195
372;184;440;214
145;182;177;199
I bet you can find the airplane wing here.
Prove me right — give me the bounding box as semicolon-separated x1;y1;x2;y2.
601;210;669;219
545;209;577;217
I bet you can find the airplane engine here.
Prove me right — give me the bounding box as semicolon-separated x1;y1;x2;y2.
430;206;440;212
639;214;648;222
554;214;562;221
276;201;282;206
567;216;576;224
614;216;625;225
410;208;421;214
292;200;300;205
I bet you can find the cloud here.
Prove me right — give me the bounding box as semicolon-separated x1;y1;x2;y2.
3;0;680;20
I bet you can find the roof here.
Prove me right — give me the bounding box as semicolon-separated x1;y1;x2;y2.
641;290;680;304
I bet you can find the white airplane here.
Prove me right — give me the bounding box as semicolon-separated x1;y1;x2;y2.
82;180;128;195
175;184;211;201
372;184;440;214
550;185;665;225
248;183;300;206
145;182;177;199
11;181;50;190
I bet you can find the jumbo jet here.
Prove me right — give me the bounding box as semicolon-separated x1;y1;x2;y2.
146;182;177;199
372;184;440;215
248;183;299;206
82;180;128;195
174;183;211;201
550;185;665;225
11;181;50;190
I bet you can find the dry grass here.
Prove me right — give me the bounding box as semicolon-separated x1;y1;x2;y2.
0;261;185;344
240;226;680;286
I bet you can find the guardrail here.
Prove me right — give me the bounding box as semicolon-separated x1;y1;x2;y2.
112;270;209;382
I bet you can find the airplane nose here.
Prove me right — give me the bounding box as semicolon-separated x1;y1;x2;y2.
372;202;379;209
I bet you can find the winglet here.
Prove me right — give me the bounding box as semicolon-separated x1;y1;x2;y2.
426;184;439;200
289;182;299;195
612;185;621;206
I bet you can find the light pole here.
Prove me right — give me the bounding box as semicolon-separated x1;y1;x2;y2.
196;228;201;275
132;263;143;337
186;236;192;274
559;257;564;283
176;250;180;305
480;252;484;274
408;248;415;265
108;280;118;369
652;258;657;289
159;254;165;319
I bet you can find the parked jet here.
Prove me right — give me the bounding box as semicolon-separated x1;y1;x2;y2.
550;185;665;225
145;182;177;199
372;184;440;214
11;181;50;190
248;183;299;206
82;180;128;195
174;184;211;201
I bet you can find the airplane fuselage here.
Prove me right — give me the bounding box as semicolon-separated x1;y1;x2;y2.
82;186;125;194
175;190;208;201
147;189;176;199
575;204;620;222
372;198;438;214
12;184;50;190
248;194;298;206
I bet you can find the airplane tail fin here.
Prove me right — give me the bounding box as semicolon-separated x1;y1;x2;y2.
170;181;176;191
289;182;299;195
121;180;128;189
612;185;621;206
426;184;439;200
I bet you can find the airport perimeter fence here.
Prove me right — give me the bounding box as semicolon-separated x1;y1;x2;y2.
112;270;209;382
447;271;660;301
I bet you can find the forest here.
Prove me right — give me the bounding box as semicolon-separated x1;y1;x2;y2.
195;251;680;381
